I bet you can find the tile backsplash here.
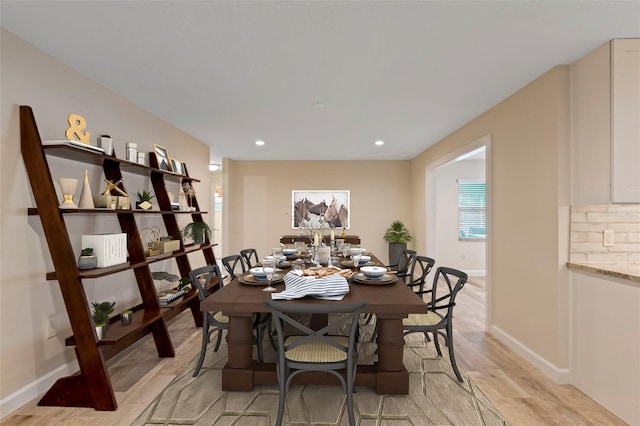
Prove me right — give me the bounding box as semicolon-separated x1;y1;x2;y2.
570;205;640;263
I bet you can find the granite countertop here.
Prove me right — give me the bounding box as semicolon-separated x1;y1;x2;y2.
567;262;640;284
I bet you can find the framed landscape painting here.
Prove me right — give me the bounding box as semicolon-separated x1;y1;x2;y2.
292;190;349;229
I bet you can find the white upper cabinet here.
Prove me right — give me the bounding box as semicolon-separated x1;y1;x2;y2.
611;39;640;203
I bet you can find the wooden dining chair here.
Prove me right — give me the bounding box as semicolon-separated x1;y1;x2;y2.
402;266;468;382
264;300;368;426
388;249;417;285
407;256;436;298
240;248;260;269
189;264;270;376
221;254;247;281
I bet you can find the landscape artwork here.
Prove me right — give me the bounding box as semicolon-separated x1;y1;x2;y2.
292;190;350;229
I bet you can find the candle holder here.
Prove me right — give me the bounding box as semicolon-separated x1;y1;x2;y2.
58;178;79;208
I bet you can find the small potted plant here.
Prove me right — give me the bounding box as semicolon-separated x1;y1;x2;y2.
383;220;413;264
135;189;155;210
78;247;98;270
120;309;133;326
91;301;115;339
182;221;213;244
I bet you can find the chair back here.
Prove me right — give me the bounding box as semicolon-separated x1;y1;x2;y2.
188;264;223;301
395;249;417;283
428;267;468;318
408;256;436;295
221;254;247;280
264;301;367;365
240;248;260;268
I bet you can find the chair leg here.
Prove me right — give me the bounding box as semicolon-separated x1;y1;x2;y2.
433;330;443;356
446;326;463;382
256;321;265;363
193;315;210;377
213;328;223;352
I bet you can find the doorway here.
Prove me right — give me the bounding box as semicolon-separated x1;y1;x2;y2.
426;135;491;331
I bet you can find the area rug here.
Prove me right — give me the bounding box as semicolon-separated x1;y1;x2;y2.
132;321;508;425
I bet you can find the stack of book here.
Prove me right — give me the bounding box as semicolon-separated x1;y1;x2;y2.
157;288;186;306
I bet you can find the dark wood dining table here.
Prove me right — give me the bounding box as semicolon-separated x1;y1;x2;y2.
199;254;426;395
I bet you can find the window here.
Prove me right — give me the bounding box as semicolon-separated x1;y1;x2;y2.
458;179;486;240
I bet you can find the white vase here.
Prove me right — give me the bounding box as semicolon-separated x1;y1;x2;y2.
58;178;79;208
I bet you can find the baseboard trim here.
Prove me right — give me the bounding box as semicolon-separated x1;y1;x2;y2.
0;359;79;419
490;325;571;384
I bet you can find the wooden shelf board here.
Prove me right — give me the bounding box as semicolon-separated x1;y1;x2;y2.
28;208;207;216
42;144;199;181
45;244;216;280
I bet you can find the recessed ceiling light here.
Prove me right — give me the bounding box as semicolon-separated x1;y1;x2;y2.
255;140;265;146
209;163;220;171
374;140;384;146
311;102;325;110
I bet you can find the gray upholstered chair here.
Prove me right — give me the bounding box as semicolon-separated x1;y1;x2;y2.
240;248;260;269
403;266;468;382
264;300;368;426
221;254;247;281
189;264;269;376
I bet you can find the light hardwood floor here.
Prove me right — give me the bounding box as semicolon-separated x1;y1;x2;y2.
1;277;627;425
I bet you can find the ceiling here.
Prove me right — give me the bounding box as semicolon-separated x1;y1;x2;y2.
2;1;639;163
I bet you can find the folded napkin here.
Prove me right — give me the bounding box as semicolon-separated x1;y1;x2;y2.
271;271;349;300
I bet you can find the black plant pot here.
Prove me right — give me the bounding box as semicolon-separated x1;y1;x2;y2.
388;242;406;265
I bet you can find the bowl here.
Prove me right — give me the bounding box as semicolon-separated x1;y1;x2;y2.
357;255;371;265
360;266;387;279
282;248;297;256
249;267;276;280
348;247;367;255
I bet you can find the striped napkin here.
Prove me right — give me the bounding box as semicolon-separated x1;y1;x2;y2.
271;271;350;300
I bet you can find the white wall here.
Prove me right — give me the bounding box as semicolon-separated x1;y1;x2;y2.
0;29;211;416
434;159;486;275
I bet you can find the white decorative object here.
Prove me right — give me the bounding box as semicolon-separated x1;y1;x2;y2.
58;177;79;208
81;233;127;267
79;170;95;209
97;135;113;155
126;142;137;161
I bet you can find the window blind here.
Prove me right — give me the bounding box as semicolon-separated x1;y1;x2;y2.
458;180;486;239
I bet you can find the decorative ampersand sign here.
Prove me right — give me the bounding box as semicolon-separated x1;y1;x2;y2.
65;113;92;144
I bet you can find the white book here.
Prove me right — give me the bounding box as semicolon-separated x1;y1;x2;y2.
43;139;105;154
81;233;127;267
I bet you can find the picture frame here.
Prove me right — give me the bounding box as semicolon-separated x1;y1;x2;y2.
292;190;350;229
152;144;172;171
170;158;184;175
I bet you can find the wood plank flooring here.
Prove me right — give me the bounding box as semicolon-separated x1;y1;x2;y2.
1;277;627;425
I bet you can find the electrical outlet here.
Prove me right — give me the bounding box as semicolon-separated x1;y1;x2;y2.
603;230;614;247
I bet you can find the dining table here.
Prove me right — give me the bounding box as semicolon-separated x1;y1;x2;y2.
199;252;427;395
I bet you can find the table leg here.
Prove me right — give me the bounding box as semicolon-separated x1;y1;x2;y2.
222;313;255;391
375;314;409;394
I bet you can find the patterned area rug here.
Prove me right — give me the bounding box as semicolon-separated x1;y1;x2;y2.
133;320;508;425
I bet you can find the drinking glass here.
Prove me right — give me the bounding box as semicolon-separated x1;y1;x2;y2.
352;253;361;268
342;243;351;258
262;258;277;292
272;247;283;267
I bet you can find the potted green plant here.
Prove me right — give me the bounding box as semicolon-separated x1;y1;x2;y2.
91;301;115;339
78;247;97;270
182;221;213;244
383;220;413;264
135;189;155;210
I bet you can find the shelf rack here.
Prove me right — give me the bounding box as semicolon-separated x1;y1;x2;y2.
20;105;217;411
